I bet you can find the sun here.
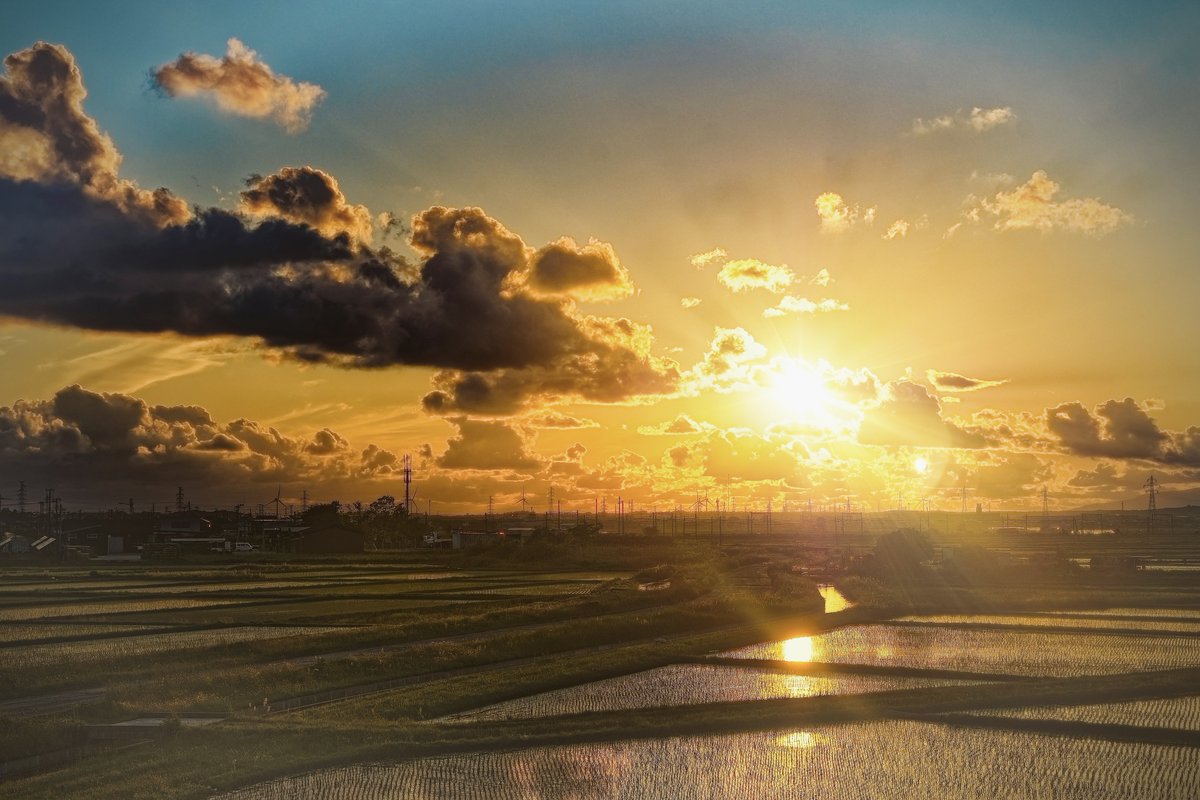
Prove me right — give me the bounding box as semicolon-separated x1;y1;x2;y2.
767;360;837;427
914;456;929;474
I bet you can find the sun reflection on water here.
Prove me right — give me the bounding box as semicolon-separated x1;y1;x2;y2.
781;636;814;662
775;730;824;749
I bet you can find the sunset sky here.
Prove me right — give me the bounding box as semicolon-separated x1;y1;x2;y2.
1;1;1198;512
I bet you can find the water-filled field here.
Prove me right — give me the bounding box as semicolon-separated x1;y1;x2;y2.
897;613;1200;634
719;625;1200;676
447;663;985;722
213;720;1200;799
970;695;1200;730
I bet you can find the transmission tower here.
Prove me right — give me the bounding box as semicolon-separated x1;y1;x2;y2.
18;481;26;514
402;454;413;514
1042;486;1049;521
176;486;185;513
1145;474;1159;534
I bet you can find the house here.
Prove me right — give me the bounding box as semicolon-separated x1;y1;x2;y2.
0;533;32;554
287;523;365;554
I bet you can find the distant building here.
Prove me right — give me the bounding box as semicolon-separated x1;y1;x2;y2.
153;514;214;538
451;528;531;549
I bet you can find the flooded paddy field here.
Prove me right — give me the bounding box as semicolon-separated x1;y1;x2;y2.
215;720;1200;800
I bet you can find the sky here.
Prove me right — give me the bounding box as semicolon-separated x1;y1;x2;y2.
1;1;1198;513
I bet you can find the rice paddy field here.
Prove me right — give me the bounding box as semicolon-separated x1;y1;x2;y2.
966;695;1200;730
214;721;1200;800
446;663;987;722
4;536;1200;800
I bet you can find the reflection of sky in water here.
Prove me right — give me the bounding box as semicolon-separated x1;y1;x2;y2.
216;721;1200;799
818;585;853;613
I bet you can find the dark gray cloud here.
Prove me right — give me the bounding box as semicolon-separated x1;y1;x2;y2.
1046;398;1200;466
0;43;678;412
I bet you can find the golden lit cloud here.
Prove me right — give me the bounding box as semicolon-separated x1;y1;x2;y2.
762;296;848;317
814;192;876;233
882;220;909;240
689;248;727;269
525;237;634;301
717;258;795;293
240;166;374;244
926;369;1009;393
966;170;1133;236
680;297;702;309
912;106;1016;135
152;38;326;132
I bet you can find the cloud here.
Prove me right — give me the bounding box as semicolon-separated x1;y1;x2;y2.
926;369;1008;393
637;414;706;436
524;237;633;301
809;268;832;287
240;166;373;244
304;427;349;455
435;417;541;471
858;379;989;448
690;248;727;269
1046;398;1167;460
522;410;599;429
912;106;1016;135
151;38;325;133
684;327;768;393
420;314;678;415
966;171;1132;236
814;192;875;233
0;384;398;503
882;220;909;240
0;45;678;413
699;428;809;486
717;259;794;293
0;42;188;225
762;296;848;317
973;452;1052;499
680;297;702;309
